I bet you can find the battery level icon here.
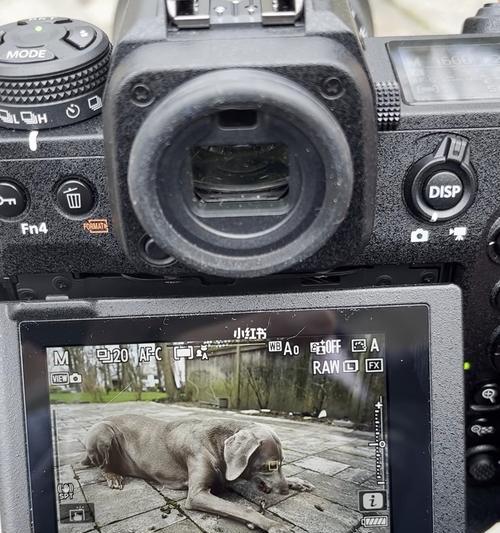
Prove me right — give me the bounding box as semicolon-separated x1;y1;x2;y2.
361;515;389;528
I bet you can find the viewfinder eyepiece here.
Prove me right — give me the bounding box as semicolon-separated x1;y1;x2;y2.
128;69;354;277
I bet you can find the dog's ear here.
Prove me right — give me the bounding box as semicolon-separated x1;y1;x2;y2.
224;429;260;481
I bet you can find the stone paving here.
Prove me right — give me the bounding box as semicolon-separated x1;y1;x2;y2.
53;402;386;533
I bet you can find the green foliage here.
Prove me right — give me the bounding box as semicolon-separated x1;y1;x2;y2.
50;390;166;404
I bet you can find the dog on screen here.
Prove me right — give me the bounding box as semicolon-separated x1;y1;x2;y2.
83;415;314;533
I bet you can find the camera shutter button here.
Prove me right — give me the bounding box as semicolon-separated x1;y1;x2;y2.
423;171;464;211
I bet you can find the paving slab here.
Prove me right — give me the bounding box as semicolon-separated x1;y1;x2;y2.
292;470;368;510
281;449;307;464
75;466;106;487
268;492;362;533
230;479;295;509
317;448;374;471
100;505;187;533
334;444;375;459
159;521;204;532
292;456;349;477
84;478;166;528
336;467;373;485
55;464;95;533
54;402;377;532
150;483;189;503
281;464;306;478
184;492;302;533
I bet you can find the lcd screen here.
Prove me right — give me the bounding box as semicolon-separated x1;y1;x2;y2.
389;38;500;104
20;306;431;533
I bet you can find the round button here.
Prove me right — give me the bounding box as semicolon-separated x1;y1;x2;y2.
9;23;63;48
474;384;500;407
468;452;498;483
65;26;97;50
423;171;464;211
0;181;27;218
469;418;497;439
56;179;94;217
404;135;476;223
139;236;176;267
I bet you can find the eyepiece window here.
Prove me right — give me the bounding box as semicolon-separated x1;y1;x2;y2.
176;0;197;16
191;143;290;209
218;109;258;129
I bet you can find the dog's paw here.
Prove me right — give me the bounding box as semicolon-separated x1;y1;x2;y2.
287;477;315;492
104;472;124;490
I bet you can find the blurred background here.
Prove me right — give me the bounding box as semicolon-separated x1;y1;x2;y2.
0;0;491;38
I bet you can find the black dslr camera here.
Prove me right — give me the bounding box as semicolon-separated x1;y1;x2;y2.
3;1;500;532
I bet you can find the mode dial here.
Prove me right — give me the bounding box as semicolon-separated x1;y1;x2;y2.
0;17;110;130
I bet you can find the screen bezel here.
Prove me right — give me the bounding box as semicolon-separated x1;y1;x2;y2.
20;304;431;533
0;286;465;533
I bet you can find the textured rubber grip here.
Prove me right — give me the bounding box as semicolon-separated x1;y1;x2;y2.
0;49;110;105
376;81;401;131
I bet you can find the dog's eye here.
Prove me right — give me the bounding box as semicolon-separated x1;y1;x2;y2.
267;460;280;472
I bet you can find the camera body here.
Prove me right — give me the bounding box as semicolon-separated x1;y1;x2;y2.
0;0;378;279
104;0;377;277
1;0;500;486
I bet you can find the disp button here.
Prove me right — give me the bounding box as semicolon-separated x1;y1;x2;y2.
423;171;464;210
404;135;476;223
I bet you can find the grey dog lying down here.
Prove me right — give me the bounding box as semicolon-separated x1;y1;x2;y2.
83;414;314;533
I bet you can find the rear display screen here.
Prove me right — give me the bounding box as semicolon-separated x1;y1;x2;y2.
389;38;500;104
20;306;431;533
